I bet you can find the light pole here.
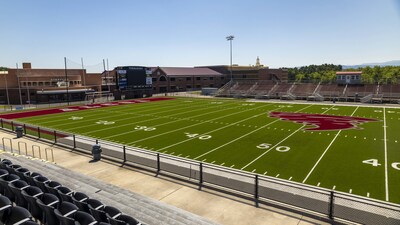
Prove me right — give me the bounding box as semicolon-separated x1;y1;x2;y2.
226;35;234;82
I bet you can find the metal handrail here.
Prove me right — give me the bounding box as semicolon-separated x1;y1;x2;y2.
2;137;13;153
45;148;54;162
18;141;28;155
32;145;40;158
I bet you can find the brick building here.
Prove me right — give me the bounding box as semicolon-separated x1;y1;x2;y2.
0;63;102;105
151;67;226;93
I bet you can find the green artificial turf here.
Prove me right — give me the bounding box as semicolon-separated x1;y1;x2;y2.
13;97;400;203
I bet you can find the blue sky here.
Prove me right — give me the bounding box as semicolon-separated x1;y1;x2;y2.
1;0;399;71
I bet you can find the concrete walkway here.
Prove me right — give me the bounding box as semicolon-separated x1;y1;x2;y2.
0;130;335;225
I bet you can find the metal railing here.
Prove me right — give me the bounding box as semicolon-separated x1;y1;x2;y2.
0;118;399;224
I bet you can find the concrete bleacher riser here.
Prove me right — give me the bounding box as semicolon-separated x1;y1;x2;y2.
2;155;218;225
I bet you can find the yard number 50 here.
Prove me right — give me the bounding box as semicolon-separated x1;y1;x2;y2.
257;143;290;152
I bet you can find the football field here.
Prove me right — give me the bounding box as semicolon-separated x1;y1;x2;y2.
7;97;400;203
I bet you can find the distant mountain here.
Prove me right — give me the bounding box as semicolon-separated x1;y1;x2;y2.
342;60;400;69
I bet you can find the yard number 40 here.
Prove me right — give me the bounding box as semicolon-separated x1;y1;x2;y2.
363;159;400;170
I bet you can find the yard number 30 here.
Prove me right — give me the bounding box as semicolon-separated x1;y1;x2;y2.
363;159;400;170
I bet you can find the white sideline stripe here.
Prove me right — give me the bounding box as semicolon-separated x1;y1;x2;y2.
106;101;242;139
383;107;389;201
28;99;182;124
47;99;204;130
80;100;241;134
240;104;334;170
130;103;274;145
302;106;359;183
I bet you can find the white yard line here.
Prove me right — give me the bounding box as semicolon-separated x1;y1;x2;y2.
100;101;242;138
128;103;274;145
240;104;334;170
67;101;227;132
383;107;389;201
155;105;278;151
240;125;306;169
302;106;359;183
25;99;182;123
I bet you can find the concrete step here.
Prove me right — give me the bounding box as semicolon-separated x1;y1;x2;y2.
1;154;218;225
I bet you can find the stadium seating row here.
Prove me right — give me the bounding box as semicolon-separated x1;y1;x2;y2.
0;158;142;225
217;81;400;102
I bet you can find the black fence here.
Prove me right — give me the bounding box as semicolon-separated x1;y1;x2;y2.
1;118;399;225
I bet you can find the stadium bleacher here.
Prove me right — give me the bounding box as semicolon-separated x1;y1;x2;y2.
290;83;319;99
0;155;216;225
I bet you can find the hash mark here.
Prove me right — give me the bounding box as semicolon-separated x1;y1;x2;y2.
276;174;280;177
263;171;268;175
252;169;256;172
289;177;292;180
332;186;336;190
349;189;352;194
230;165;235;168
367;192;370;198
317;182;320;187
211;161;215;163
221;163;225;166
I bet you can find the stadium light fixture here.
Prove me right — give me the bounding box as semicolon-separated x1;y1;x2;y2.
226;35;234;82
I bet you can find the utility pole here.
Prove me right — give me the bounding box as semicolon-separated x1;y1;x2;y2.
103;59;107;91
106;58;110;92
16;63;23;105
64;57;69;105
81;57;86;87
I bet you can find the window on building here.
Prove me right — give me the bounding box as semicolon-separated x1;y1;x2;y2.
196;77;200;80
186;85;192;89
210;77;214;80
170;77;176;81
196;85;201;88
210;84;214;87
159;76;167;81
351;75;355;80
170;86;176;90
39;82;44;86
186;77;191;81
221;77;225;80
152;78;157;82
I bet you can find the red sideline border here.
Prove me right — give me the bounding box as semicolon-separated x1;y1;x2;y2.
0;97;175;120
0;97;175;138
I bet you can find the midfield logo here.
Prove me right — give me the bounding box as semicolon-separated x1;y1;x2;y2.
269;112;378;131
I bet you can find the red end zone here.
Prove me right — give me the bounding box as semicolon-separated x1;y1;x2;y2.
0;97;175;120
